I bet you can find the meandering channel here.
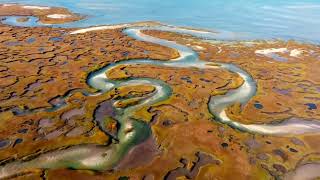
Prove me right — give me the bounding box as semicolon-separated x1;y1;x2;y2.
1;21;320;178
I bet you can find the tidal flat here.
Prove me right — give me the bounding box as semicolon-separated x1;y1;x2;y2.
0;3;319;180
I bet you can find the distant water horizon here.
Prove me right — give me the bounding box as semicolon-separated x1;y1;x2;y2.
1;0;320;43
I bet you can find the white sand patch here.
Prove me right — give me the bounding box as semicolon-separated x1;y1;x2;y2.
192;45;205;50
255;48;288;55
177;28;211;34
70;24;129;34
2;4;15;7
47;14;72;19
163;24;214;35
23;5;50;10
290;49;304;57
256;48;305;58
70;22;214;36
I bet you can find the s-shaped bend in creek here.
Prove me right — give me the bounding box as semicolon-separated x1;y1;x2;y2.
1;24;320;178
122;26;320;136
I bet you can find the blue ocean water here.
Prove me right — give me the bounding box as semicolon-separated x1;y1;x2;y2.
1;0;320;43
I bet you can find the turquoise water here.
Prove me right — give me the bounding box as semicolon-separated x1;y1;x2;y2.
1;0;320;43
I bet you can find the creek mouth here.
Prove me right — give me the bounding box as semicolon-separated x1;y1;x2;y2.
0;21;320;178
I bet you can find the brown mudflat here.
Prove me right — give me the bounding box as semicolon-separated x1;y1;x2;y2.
0;4;320;180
